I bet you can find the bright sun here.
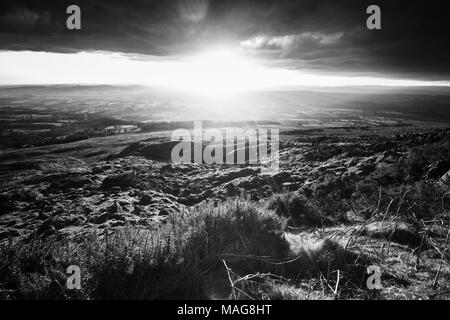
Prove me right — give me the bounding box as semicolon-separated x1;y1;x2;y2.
178;47;268;96
2;49;444;92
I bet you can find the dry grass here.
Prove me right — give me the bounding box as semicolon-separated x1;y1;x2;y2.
0;199;289;299
266;192;330;227
1;177;448;300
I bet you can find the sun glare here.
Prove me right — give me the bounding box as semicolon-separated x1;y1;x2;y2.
178;47;268;96
1;50;449;94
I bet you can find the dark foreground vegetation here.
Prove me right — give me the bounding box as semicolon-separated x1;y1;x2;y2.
1;177;448;299
1;126;449;300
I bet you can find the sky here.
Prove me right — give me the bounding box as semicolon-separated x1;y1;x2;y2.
0;0;449;91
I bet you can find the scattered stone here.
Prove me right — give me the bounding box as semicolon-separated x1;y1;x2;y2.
0;229;21;241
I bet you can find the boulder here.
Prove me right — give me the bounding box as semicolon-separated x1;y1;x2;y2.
271;171;293;184
223;183;237;196
428;160;450;179
51;176;92;191
107;201;124;214
440;170;450;186
139;193;155;205
102;172;138;190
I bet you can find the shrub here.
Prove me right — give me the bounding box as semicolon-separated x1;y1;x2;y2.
0;200;290;299
221;238;372;300
391;180;449;221
267;192;327;227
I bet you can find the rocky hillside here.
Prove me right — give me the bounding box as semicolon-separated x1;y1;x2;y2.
0;125;449;299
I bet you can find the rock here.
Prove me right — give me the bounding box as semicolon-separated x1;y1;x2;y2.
107;201;124;214
102;173;138;190
80;206;92;215
51;176;92;191
67;176;92;188
42;215;85;230
115;141;182;162
53;204;66;215
139;193;155;205
38;212;51;220
67;192;82;200
223;183;237;196
428;161;450;179
13;189;43;202
215;168;259;185
182;195;201;206
92;213;109;224
158;209;170;216
36;223;57;238
101;219;125;228
271;171;293;184
92;166;104;174
161;164;174;172
102;164;112;171
348;158;376;177
282;182;300;191
110;186;121;194
0;229;21;241
35;194;53;204
439;170;450;186
175;164;195;173
132;205;146;216
199;189;214;199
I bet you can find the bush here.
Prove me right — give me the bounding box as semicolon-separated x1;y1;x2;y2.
391;180;449;221
267;192;327;227
301;175;353;222
222;239;372;300
0;200;290;299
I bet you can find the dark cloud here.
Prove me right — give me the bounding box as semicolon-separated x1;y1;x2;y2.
0;0;449;80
